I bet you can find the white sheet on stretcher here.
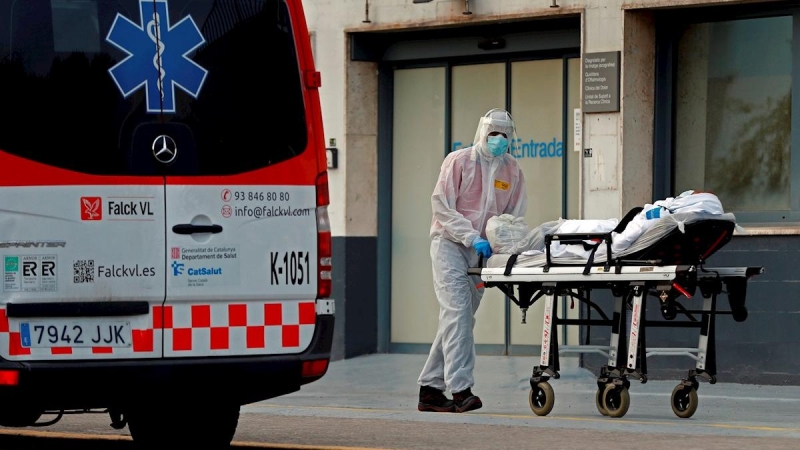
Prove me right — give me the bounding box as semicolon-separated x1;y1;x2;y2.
485;211;740;270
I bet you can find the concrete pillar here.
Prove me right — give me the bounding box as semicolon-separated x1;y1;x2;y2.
330;57;379;359
621;10;656;213
344;60;379;237
580;3;656;219
581;2;624;219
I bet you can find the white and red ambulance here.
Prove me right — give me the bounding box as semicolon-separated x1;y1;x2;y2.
0;0;334;446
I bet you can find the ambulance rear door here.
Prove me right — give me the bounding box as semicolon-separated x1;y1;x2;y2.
145;0;320;358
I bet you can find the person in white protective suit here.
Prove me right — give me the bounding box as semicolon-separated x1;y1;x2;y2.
417;108;528;413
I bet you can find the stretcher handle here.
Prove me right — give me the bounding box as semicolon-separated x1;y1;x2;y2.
542;206;642;246
545;232;610;245
541;207;643;274
544;232;613;274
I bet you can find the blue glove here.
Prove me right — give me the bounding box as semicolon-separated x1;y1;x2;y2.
472;237;492;259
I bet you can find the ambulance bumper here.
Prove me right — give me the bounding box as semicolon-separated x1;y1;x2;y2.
0;314;334;411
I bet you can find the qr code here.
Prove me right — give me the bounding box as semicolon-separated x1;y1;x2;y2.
73;260;95;283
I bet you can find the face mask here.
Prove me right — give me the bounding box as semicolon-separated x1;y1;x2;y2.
486;135;508;157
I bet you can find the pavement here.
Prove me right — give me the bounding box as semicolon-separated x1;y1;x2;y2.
244;353;800;440
2;352;799;449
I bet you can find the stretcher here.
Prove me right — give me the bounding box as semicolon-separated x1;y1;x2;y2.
468;207;764;419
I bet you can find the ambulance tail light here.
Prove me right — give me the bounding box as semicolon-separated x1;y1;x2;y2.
302;358;330;379
317;172;332;299
0;370;19;386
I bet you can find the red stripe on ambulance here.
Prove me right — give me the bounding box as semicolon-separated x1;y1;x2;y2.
0;301;314;359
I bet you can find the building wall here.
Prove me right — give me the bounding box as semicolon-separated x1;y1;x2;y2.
302;0;796;385
306;0;667;235
305;0;771;234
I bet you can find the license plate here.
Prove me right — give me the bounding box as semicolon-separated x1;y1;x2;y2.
20;320;132;348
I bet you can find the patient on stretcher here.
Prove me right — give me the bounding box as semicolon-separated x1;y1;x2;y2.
484;190;743;269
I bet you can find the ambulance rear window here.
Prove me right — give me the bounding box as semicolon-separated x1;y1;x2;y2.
0;0;307;176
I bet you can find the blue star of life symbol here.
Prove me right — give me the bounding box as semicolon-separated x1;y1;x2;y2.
106;0;208;114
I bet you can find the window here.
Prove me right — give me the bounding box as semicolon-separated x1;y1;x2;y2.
657;9;800;224
0;0;306;176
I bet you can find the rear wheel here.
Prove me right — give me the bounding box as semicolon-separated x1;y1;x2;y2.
126;401;240;449
0;406;42;427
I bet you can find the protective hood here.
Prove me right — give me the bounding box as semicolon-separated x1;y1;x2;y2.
473;108;517;159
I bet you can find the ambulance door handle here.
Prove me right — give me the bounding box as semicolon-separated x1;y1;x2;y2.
172;224;223;235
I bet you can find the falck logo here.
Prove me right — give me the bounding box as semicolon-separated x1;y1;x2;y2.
81;197;102;221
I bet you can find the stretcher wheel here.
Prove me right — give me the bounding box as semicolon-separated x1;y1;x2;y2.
671;384;699;419
601;384;630;418
595;387;608;416
528;381;555;416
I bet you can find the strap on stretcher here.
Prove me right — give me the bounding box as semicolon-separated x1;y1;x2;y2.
504;254;518;276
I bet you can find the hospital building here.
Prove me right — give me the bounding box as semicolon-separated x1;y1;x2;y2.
305;0;799;385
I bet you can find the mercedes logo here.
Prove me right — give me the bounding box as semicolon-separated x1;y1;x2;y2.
152;135;177;164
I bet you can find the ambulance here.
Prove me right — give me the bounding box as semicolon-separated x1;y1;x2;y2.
0;0;334;446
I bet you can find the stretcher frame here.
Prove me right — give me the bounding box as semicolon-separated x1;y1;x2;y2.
468;211;763;419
